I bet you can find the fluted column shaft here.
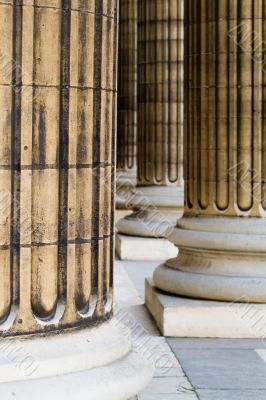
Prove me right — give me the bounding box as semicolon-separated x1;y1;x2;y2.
116;0;137;209
154;0;266;303
185;0;266;218
0;3;153;396
0;0;117;337
138;0;183;188
117;0;137;174
118;0;184;238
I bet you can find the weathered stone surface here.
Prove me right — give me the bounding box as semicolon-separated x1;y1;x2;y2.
116;0;137;209
137;0;184;189
0;0;117;337
117;0;184;240
0;2;153;398
152;0;266;306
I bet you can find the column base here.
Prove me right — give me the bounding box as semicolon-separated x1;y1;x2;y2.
117;185;184;238
116;233;178;261
145;278;266;338
115;209;133;225
116;169;137;210
154;217;266;303
0;319;153;400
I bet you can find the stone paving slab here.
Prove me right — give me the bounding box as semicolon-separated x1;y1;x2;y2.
119;258;266;399
139;393;197;400
115;260;198;400
138;376;198;400
255;349;266;363
168;347;266;390
139;395;197;400
167;338;266;350
122;260;159;298
197;389;266;400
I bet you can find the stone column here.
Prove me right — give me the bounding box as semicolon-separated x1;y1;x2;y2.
116;0;137;210
146;0;266;337
116;0;184;259
0;1;152;397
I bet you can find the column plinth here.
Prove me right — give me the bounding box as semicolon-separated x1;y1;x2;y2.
147;0;266;337
0;1;152;396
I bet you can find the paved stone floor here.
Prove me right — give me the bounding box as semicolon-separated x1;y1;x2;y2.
115;259;266;400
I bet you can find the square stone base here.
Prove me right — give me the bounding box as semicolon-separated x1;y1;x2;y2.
115;234;178;261
145;278;266;338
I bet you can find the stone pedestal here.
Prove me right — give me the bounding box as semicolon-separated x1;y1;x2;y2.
0;1;152;397
147;0;266;337
116;233;178;261
146;279;266;338
116;0;184;259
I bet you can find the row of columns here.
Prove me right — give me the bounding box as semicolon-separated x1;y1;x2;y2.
117;0;266;335
1;0;266;397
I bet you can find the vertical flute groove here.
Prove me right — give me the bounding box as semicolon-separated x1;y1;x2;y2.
58;0;71;308
11;0;22;312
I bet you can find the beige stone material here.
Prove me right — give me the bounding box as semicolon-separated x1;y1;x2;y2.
0;0;118;337
0;1;152;397
146;279;266;338
115;233;178;261
152;1;266;306
118;186;184;238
